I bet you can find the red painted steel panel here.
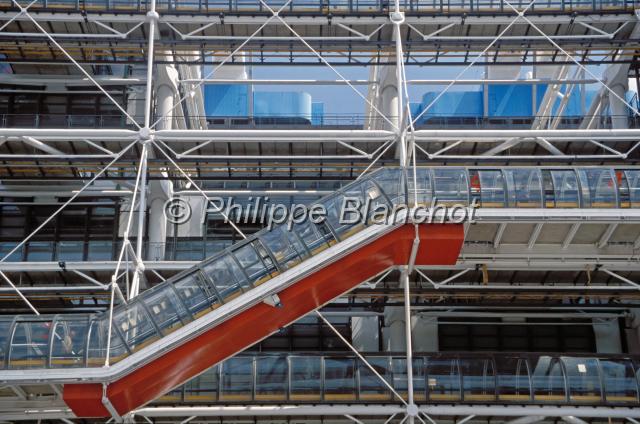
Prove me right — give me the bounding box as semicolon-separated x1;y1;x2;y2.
63;224;463;417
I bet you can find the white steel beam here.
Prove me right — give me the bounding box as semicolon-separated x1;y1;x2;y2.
132;405;640;419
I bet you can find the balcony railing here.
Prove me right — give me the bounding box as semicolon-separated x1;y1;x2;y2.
0;0;636;13
1;113;639;130
156;352;640;406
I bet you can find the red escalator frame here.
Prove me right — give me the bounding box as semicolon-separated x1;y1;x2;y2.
64;223;464;417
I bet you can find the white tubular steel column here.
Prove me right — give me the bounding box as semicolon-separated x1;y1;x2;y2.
130;141;149;298
392;9;406;167
147;82;176;262
130;0;159;298
609;78;630;129
401;267;418;423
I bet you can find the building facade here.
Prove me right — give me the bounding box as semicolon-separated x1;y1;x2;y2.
0;0;640;423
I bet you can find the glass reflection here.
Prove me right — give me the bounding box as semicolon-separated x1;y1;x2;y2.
221;357;253;401
9;320;51;369
255;356;288;401
290;356;322;401
433;169;468;206
579;169;617;208
152;353;640;407
427;358;461;401
531;356;566;402
359;356;391;401
601;359;638;403
460;358;496;401
50;317;89;368
496;357;531;402
325;357;356;401
562;357;602;403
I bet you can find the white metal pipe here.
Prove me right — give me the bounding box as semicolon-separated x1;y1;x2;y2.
180;78;599;85
0;285;110;293
394;22;407;167
131;143;149;298
0;75;145;85
143;0;158;130
6;128;640;141
412;129;640;139
0;31;127;38
174;189;333;196
176;154;372;160
154;129;395;139
0;129;138;138
401;269;415;413
133;405;640;418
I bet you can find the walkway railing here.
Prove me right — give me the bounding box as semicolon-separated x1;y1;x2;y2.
155;352;640;406
0;167;638;370
0;0;636;13
1;114;638;130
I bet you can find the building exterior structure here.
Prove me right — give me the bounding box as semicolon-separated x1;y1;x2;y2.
0;0;640;423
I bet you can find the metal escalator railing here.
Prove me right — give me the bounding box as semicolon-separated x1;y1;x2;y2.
0;166;638;371
156;352;640;406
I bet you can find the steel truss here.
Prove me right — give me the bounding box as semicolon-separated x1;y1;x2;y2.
0;0;638;421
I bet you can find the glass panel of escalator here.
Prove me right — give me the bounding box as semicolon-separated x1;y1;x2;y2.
624;170;640;207
324;357;357;401
478;170;506;208
258;225;306;270
372;168;404;204
392;357;426;402
530;356;567;403
173;272;213;319
459;357;497;401
255;355;288;401
113;300;161;353
495;356;531;402
86;318;129;366
8;319;52;369
202;253;248;301
0;317;14;368
406;168;433;207
139;285;190;335
550;170;580;208
50;315;90;368
358;356;392;401
504;168;543;208
322;194;360;241
426;357;461;402
290;355;322;401
291;219;333;256
86;319;105;366
232;242;277;288
184;365;219;402
339;180;369;235
562;357;602;403
360;178;394;224
432;168;469;206
600;359;638;403
220;357;254;401
578;169;617;208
